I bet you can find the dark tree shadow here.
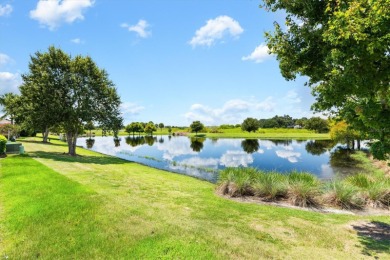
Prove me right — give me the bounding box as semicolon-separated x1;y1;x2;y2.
352;221;390;256
31;151;128;165
21;139;66;147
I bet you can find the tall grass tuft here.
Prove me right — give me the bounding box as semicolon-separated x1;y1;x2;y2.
346;174;390;208
252;171;288;201
287;171;322;208
346;173;371;189
217;167;257;197
323;180;365;209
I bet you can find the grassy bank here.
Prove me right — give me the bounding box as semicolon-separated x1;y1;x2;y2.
0;139;389;258
55;127;330;140
218;164;390;210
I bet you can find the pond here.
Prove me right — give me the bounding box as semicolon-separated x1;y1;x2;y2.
77;136;360;183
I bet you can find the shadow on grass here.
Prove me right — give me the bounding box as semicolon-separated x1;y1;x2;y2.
352;221;390;257
31;151;129;165
21;139;67;147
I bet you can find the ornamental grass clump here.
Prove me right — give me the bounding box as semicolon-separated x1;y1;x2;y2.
323;180;365;210
346;174;390;208
287;171;322;208
217;167;257;197
252;171;288;201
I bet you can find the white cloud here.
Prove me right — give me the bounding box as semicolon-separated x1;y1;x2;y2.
0;72;21;95
156;137;196;161
121;20;151;38
284;90;301;104
30;0;94;30
242;43;271;63
0;53;12;67
70;38;84;44
275;150;301;163
120;102;144;118
189;15;243;47
178;157;219;168
220;150;253;167
185;97;275;125
0;4;12;16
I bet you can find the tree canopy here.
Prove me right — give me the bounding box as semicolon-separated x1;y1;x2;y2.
20;46;122;155
263;0;390;159
0;93;19;124
190;121;205;136
241;117;260;133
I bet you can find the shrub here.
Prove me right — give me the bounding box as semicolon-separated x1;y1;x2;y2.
0;134;7;155
287;172;322;207
323;181;365;209
252;171;288;201
217;168;257;197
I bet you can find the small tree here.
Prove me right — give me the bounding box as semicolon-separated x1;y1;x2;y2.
0;93;20;125
241;117;259;132
190;121;204;136
167;126;172;135
125;122;140;136
330;121;361;149
144;121;157;136
158;123;164;131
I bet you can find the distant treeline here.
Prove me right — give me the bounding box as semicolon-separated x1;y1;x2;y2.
221;115;329;133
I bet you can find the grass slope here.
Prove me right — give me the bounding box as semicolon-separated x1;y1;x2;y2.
0;139;388;259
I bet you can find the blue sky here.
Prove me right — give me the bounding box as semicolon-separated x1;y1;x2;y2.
0;0;317;126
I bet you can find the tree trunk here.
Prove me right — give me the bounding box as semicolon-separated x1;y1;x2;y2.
42;127;49;143
67;131;78;156
357;139;361;150
352;139;355;150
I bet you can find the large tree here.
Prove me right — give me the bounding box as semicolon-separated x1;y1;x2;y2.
263;0;390;159
20;46;122;155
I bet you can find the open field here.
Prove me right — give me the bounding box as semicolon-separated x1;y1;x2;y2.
0;138;389;259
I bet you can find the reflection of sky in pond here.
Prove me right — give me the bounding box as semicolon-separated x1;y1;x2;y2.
220;151;253;167
77;136;359;183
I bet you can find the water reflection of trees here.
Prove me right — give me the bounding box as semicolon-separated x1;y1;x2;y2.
114;137;121;147
241;139;260;154
270;139;292;146
190;137;205;152
125;136;145;147
86;138;95;148
144;136;157;146
211;138;218;144
158;136;164;144
329;148;365;174
305;140;335;155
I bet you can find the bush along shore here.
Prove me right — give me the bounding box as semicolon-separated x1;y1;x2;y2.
217;167;390;211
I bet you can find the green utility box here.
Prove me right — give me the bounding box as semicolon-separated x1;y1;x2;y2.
6;142;21;153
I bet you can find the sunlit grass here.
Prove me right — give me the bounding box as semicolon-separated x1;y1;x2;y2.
42;126;330;140
0;140;389;258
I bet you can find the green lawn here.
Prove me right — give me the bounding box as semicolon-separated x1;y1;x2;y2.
0;139;388;259
58;127;329;140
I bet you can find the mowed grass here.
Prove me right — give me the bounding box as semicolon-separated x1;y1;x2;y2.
76;127;329;139
203;127;329;139
0;139;389;259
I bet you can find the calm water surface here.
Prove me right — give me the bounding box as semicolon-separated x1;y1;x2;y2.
77;136;355;183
